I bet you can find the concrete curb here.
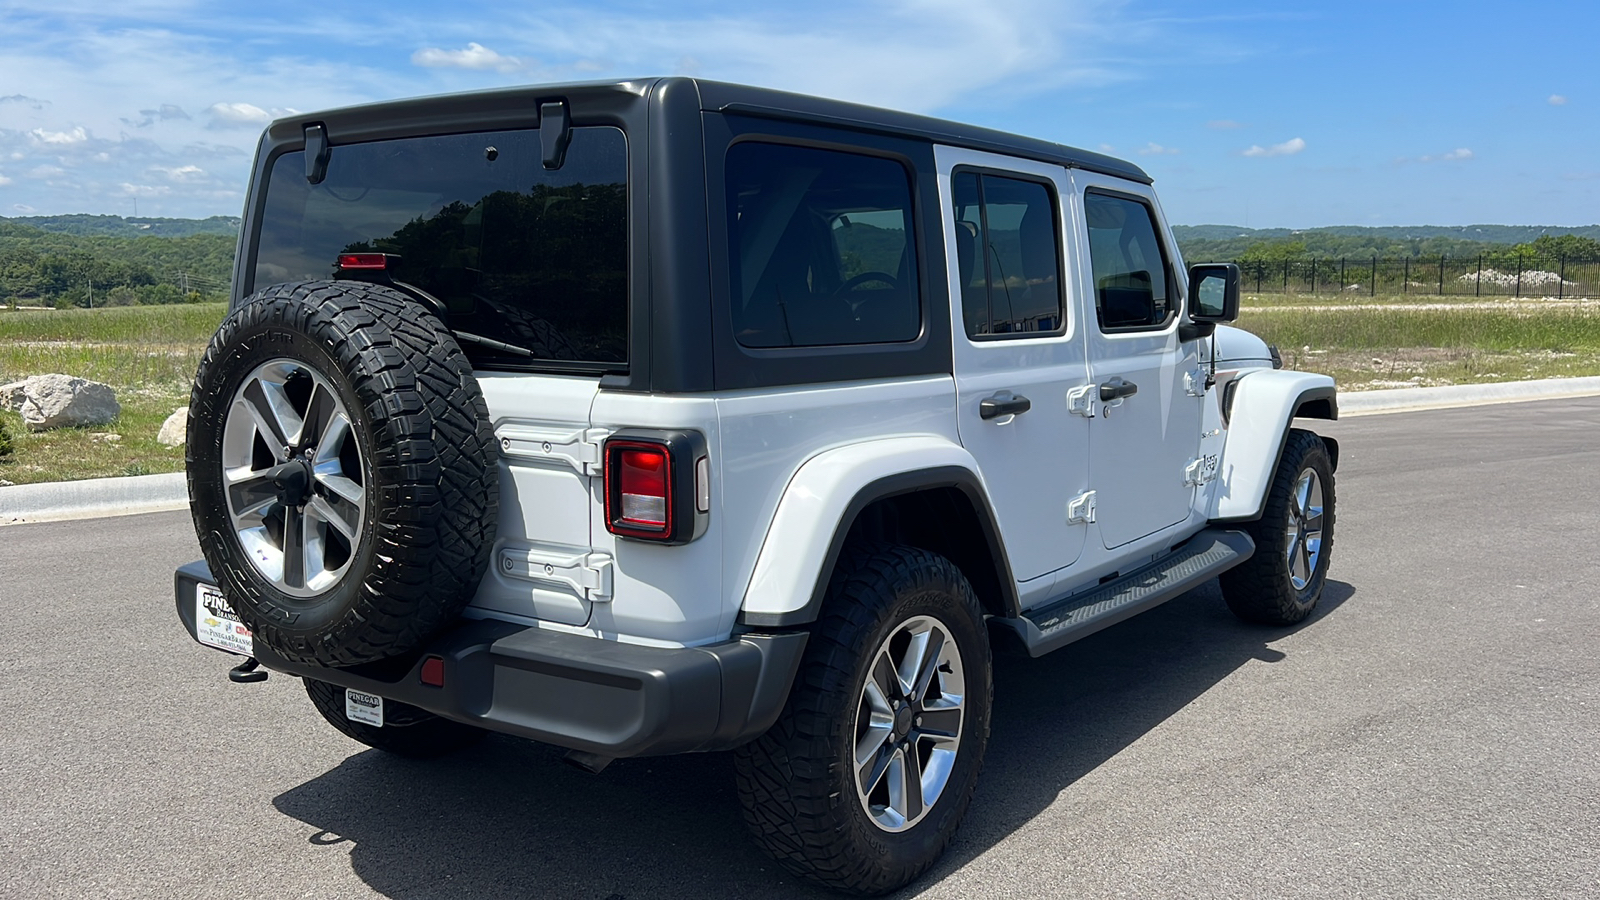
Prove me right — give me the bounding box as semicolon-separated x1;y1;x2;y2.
4;376;1599;525
1339;376;1600;416
0;472;188;526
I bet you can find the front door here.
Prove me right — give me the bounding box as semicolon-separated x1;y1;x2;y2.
938;147;1091;597
1070;174;1203;550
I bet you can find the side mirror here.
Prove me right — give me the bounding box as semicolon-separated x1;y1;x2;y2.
1188;263;1240;323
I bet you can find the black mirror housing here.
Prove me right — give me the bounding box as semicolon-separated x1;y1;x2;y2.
1188;263;1240;323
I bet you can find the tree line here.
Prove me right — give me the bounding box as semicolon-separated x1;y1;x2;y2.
0;221;234;308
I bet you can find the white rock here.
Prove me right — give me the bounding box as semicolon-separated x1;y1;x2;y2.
0;380;26;412
0;479;14;487
18;373;122;431
158;407;189;447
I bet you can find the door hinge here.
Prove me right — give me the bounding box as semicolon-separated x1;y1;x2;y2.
1185;368;1209;397
499;548;615;602
1067;384;1098;418
1184;455;1219;487
497;426;611;475
1066;490;1097;525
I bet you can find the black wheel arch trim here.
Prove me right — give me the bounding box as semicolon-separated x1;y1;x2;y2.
737;465;1020;628
1214;385;1339;524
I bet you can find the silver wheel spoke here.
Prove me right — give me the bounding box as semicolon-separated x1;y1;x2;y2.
895;745;925;824
895;631;927;697
858;743;894;797
282;508;306;589
909;627;946;703
225;469;278;519
872;651;900;702
309;494;358;542
240;378;300;454
1303;504;1324;535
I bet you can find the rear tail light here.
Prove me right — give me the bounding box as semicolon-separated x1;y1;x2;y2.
603;431;709;544
615;444;671;532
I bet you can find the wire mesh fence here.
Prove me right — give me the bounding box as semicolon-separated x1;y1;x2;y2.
1232;255;1600;299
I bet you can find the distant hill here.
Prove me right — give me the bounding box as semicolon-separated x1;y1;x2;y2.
5;214;241;239
1172;224;1600;245
1;219;235;307
1172;224;1600;263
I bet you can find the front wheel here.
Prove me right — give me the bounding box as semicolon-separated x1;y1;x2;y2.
1220;428;1336;625
733;545;992;896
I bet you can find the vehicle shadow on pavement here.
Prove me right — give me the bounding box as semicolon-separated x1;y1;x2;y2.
273;579;1354;900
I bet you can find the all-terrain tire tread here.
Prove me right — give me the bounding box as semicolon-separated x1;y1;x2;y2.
1218;428;1335;625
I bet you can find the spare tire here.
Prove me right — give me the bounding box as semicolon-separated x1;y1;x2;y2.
186;280;499;667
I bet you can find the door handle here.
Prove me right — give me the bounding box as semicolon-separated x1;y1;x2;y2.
980;391;1032;420
1099;377;1138;402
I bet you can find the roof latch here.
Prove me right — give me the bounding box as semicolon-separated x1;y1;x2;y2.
304;123;332;185
539;100;572;170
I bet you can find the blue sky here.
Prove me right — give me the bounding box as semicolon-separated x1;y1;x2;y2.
0;0;1593;227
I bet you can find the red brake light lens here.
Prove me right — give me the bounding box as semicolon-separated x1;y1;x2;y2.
619;449;668;528
337;253;389;270
606;441;673;537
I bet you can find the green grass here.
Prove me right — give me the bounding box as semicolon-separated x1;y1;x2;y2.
0;303;225;485
1238;300;1600;389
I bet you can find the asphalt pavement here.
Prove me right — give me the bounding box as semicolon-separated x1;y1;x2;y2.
2;398;1597;899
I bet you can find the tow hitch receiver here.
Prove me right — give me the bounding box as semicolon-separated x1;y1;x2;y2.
228;657;269;684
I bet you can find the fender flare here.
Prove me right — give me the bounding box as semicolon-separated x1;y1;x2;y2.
737;437;1017;628
1211;370;1339;522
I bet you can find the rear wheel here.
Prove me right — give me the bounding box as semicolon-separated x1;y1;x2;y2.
303;678;486;758
1220;428;1335;625
734;545;992;896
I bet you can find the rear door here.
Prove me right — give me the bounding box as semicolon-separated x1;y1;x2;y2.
937;146;1091;602
1069;174;1204;549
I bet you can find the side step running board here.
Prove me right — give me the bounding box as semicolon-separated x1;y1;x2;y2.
994;528;1255;658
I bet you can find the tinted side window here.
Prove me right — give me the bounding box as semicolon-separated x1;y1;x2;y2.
254;126;628;369
1085;192;1173;331
952;171;1064;338
726;142;920;348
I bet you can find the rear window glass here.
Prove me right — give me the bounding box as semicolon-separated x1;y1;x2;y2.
725;142;921;348
253;126;628;369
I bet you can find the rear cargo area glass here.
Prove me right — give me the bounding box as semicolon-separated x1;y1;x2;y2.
253;127;628;369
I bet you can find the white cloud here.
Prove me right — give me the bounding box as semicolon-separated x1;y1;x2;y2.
118;182;170;197
0;174;11;186
29;126;88;145
1206;119;1242;130
1548;94;1568;106
206;102;269;126
411;42;524;73
29;164;67;178
13;204;37;213
1138;142;1179;156
1243;137;1306;158
1098;143;1116;153
151;163;206;181
1414;148;1473;163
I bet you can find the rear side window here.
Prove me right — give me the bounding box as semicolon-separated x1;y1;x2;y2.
951;171;1064;338
1084;192;1173;331
725;142;920;348
253;126;628;369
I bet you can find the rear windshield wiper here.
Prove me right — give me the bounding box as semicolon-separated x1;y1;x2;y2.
452;330;534;358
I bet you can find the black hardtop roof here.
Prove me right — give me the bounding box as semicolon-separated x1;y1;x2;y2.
270;76;1151;184
690;78;1151;184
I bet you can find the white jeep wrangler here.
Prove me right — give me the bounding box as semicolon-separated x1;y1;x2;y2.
175;77;1337;896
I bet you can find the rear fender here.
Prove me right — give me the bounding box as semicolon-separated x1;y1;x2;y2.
1210;370;1337;521
737;437;1003;626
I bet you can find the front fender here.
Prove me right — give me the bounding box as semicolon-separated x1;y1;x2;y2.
738;437;990;625
1210;370;1337;521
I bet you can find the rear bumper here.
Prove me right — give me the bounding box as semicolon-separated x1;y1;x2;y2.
174;561;807;758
